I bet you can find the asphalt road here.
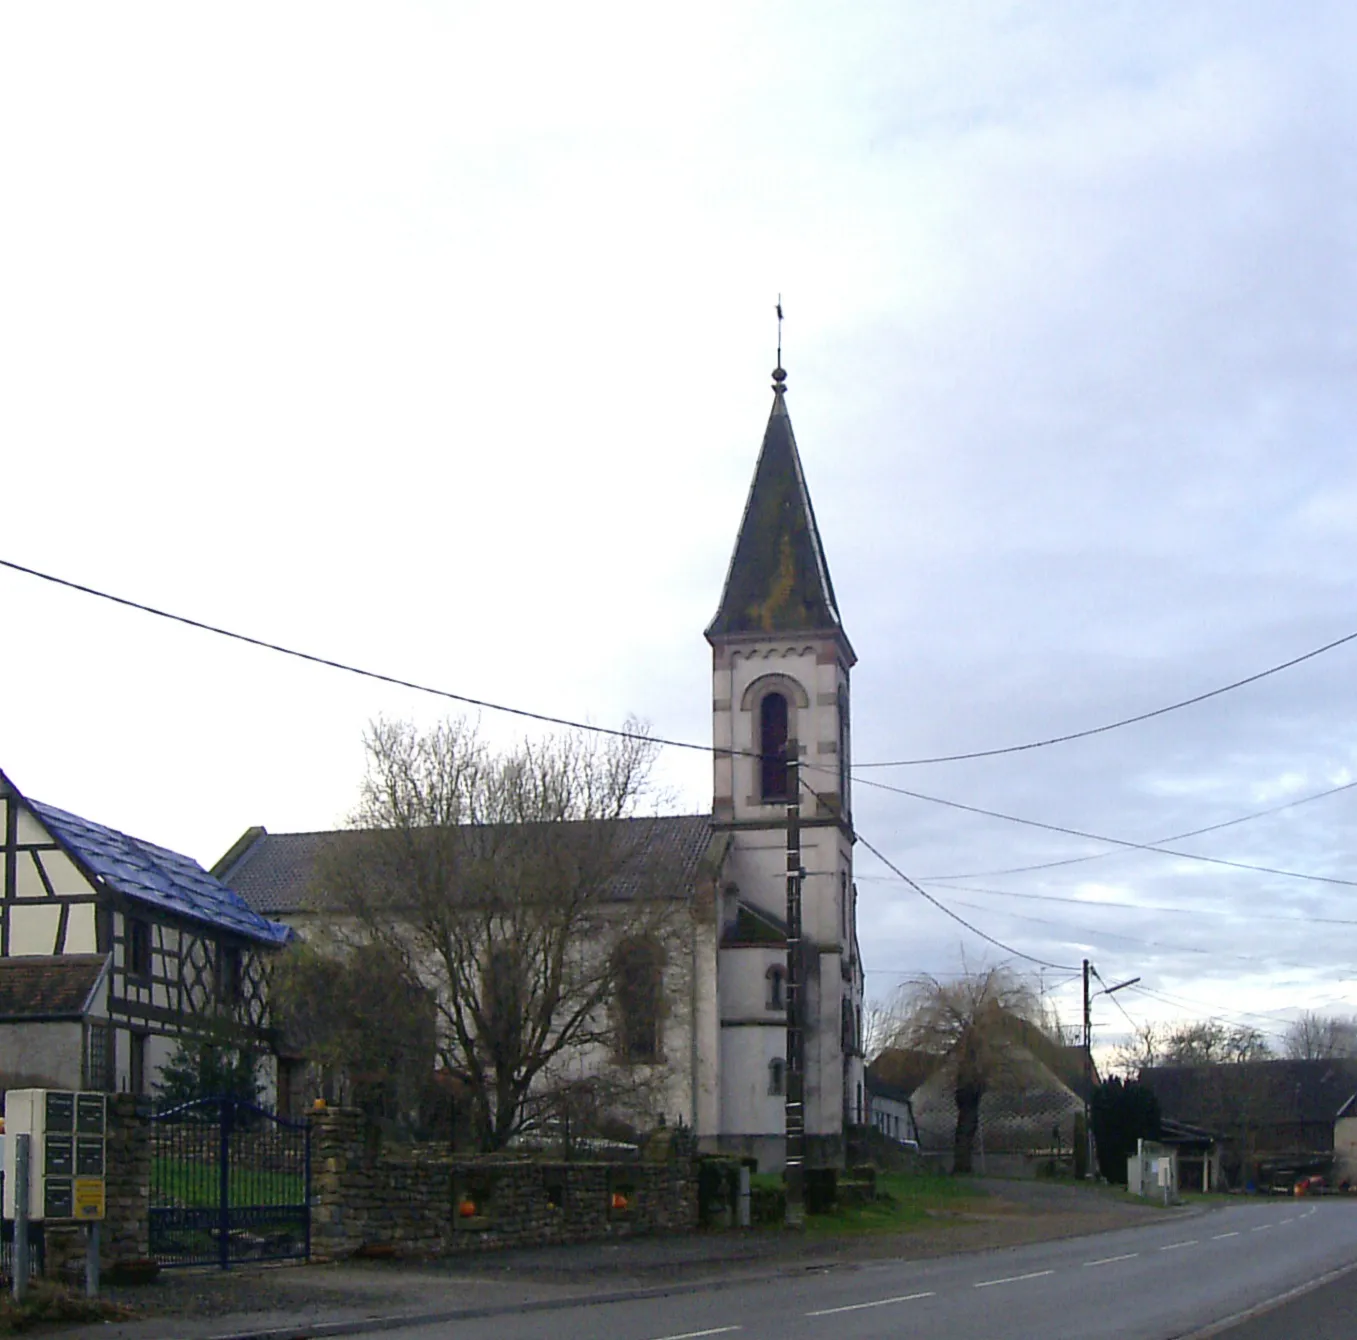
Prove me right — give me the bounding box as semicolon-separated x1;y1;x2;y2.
357;1200;1357;1340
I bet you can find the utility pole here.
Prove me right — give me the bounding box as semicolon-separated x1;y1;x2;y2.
1083;959;1093;1179
784;744;805;1227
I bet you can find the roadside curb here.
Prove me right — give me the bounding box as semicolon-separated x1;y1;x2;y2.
1174;1257;1357;1339
193;1272;808;1340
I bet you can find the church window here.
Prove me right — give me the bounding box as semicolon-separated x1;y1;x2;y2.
768;1057;786;1096
837;685;851;815
766;965;785;1011
614;938;662;1062
759;692;790;801
484;946;525;1064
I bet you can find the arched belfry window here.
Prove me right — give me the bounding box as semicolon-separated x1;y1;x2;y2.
760;692;789;801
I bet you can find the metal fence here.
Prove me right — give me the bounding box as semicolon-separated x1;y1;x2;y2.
149;1097;310;1269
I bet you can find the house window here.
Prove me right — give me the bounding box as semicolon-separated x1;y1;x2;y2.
614;939;662;1062
217;943;243;1005
759;692;790;802
87;1023;111;1091
766;965;785;1011
840;872;848;940
129;1031;146;1095
127;918;152;979
769;1057;786;1096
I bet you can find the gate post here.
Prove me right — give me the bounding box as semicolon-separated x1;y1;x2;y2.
218;1099;233;1271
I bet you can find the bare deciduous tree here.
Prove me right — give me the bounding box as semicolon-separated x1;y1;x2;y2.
1162;1020;1272;1066
1114;1021;1165;1078
318;717;687;1151
1282;1011;1357;1060
879;965;1043;1174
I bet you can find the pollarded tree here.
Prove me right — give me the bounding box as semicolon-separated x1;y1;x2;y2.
883;966;1043;1174
318;716;688;1152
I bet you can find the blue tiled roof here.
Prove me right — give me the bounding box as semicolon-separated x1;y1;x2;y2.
32;801;292;947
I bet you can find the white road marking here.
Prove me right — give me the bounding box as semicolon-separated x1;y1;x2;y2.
1212;1231;1240;1240
1280;1218;1294;1225
1084;1253;1139;1267
806;1292;935;1316
1158;1240;1199;1252
974;1269;1055;1289
649;1330;742;1340
1252;1223;1273;1232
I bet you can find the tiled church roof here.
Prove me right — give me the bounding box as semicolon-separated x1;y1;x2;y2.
217;814;717;916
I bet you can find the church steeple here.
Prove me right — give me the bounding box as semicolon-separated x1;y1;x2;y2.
706;368;851;655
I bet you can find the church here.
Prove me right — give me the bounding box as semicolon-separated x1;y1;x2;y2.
217;365;866;1170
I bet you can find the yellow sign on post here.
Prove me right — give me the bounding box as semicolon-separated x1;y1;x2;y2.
73;1177;106;1221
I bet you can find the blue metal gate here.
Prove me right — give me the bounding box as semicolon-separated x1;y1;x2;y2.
149;1097;310;1269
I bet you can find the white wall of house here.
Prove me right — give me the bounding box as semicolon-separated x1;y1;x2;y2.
0;1021;84;1090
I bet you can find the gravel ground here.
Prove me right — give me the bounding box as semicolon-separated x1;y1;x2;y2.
89;1179;1197;1325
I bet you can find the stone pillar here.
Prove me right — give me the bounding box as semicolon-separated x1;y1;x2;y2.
103;1094;151;1266
309;1106;367;1261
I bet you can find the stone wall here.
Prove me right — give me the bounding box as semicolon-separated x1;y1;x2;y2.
311;1107;698;1259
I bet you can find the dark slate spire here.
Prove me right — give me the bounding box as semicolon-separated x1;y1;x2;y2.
706;368;848;645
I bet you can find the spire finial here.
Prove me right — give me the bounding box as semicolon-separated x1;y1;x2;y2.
773;295;787;393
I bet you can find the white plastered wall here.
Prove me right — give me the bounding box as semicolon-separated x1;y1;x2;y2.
712;636;856;1143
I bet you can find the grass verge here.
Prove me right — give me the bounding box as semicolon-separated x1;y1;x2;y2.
804;1173;987;1236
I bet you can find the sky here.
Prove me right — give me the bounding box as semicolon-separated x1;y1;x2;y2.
3;2;1355;1063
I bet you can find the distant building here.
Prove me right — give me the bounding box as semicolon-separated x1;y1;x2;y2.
1141;1059;1357;1188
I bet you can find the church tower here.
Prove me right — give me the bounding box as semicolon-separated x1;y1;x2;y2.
706;365;864;1170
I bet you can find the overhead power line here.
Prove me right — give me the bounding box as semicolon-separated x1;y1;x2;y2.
857;627;1357;767
853;773;1357;889
796;775;1081;972
941;891;1336;973
0;557;727;757
6;556;1352;893
902;879;1357;929
922;777;1357;882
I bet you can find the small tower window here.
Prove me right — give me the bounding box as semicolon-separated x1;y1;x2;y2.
769;1057;786;1096
837;685;851;816
766;965;785;1011
759;692;790;801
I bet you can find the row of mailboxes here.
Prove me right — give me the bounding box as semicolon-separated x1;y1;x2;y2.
2;1089;107;1221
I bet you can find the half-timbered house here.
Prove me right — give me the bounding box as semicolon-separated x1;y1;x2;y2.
0;768;291;1099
